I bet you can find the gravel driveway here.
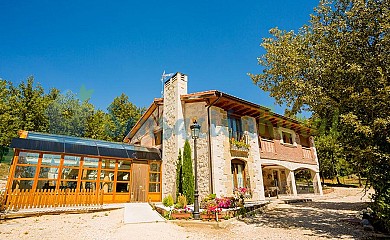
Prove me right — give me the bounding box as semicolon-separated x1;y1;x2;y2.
0;187;386;240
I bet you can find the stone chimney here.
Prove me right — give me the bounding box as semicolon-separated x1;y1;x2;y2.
162;72;188;198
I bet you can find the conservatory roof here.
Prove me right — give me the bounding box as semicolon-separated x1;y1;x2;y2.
10;131;161;160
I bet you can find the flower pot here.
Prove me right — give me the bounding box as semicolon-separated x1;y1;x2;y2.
171;212;191;220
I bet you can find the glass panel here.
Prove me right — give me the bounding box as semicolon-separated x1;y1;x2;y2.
36;180;57;190
116;182;129;192
80;181;97;191
117;171;130;181
12;180;33;189
18;152;39;164
83;157;100;168
149;183;160;193
100;170;115;181
14;165;37;178
100;182;114;193
102;159;116;169
63;155;81;167
61;167;79;180
237;165;244;188
59;181;77;189
118;161;130;170
149;173;160;182
41;154;61;166
150;163;160;172
81;169;98;180
39;166;59;179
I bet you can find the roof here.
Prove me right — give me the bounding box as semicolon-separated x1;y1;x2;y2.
125;90;314;141
11;131;161;160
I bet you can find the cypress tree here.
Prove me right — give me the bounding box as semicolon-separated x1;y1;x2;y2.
175;149;183;199
182;140;194;204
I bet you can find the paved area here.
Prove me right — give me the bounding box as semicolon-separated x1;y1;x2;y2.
123;203;165;224
0;187;388;240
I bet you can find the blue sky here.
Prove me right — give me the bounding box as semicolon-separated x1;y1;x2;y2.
0;1;318;115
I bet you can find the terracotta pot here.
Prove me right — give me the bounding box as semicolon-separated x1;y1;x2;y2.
171;212;191;220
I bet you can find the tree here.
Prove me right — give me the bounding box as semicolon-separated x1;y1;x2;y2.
10;76;51;133
182;140;194;204
250;0;389;230
46;91;94;137
176;149;183;199
0;80;17;162
107;93;144;142
84;109;113;141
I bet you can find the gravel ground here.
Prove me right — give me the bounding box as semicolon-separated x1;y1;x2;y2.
0;187;387;240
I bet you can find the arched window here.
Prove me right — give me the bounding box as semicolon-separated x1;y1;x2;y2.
231;159;246;189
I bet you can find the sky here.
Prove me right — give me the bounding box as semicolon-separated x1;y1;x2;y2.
0;0;319;115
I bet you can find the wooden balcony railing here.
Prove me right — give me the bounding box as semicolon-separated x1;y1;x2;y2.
302;147;313;159
260;139;275;153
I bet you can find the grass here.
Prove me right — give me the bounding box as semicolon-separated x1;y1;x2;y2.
323;176;367;187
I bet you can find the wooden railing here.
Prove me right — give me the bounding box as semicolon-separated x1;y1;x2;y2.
260;139;275;153
4;189;103;210
302;147;313;159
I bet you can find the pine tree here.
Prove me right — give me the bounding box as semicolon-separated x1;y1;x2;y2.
175;149;183;199
182;140;194;204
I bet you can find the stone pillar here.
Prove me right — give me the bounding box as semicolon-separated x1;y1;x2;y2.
162;73;188;199
311;171;323;195
287;170;298;196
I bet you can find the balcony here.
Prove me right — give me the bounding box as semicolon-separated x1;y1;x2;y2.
229;130;249;157
259;138;316;164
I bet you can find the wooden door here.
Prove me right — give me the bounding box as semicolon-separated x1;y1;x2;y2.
131;163;148;202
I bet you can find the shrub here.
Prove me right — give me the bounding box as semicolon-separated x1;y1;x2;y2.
162;195;174;207
182;140;194;204
175;194;187;209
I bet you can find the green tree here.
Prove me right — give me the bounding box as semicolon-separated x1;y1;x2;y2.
84;109;113;141
176;149;183;199
0;80;17;162
107;93;143;142
182;140;194;204
10;76;51;133
250;0;389;230
46;91;94;137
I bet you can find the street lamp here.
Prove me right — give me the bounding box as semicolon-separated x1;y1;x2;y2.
190;119;201;220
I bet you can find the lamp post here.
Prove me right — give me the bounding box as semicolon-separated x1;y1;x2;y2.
190;119;201;220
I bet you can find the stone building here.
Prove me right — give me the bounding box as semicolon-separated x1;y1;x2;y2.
125;72;323;202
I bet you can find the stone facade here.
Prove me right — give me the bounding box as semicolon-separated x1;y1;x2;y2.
127;73;323;202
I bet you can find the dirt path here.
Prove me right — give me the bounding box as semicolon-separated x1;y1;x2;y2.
0;187;385;240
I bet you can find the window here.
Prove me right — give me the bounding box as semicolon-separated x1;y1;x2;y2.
228;115;243;140
279;128;296;146
282;132;293;144
154;130;163;146
231;159;246;189
149;162;161;193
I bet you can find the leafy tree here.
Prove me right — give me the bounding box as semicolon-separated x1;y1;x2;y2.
46;91;94;137
250;0;389;230
10;76;51;133
107;93;143;142
176;149;183;199
84;110;113;141
0;80;17;162
182;140;194;204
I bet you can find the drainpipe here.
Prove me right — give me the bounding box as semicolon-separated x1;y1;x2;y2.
207;92;222;194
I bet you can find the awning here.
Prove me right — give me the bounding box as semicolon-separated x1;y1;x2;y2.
10;132;161;160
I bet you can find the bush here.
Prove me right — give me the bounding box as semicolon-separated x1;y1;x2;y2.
162;195;174;207
175;194;187;209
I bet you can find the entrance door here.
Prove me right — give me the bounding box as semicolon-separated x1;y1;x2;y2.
131;163;148;202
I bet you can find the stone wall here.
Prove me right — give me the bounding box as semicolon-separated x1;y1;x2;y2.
183;102;211;199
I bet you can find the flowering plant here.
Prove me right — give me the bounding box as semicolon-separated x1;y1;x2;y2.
216;197;233;208
172;206;191;213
